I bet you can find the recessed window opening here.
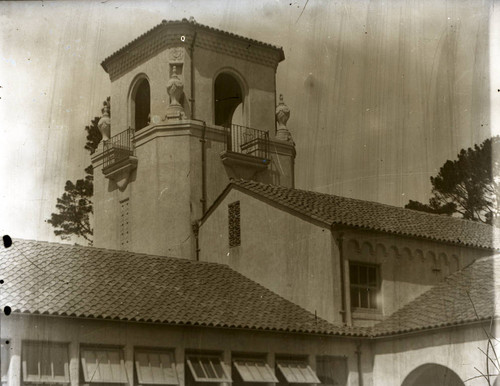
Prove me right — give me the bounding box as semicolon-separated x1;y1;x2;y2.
80;346;127;384
214;72;244;127
22;341;70;384
132;78;151;132
349;262;380;309
275;358;320;385
186;354;231;383
135;348;179;385
232;357;278;384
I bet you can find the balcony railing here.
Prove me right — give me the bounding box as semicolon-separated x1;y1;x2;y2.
103;128;135;169
223;124;269;160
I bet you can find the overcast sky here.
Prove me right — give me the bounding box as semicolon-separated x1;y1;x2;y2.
1;0;499;243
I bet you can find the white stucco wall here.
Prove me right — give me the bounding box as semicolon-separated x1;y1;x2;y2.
199;189;342;324
372;322;499;386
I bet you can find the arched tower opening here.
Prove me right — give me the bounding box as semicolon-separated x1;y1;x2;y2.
131;77;151;132
214;72;244;127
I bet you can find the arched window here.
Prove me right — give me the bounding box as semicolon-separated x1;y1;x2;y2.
214;72;244;127
402;364;464;386
131;77;151;132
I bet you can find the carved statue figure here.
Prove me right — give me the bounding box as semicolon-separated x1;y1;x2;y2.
276;94;293;142
98;99;111;141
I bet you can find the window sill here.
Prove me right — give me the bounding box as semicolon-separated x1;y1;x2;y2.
351;308;383;321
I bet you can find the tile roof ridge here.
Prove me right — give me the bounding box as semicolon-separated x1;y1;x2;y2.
232;179;497;229
101;18;284;69
10;238;228;267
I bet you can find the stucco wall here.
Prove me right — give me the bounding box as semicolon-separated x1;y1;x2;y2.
110;47;184;135
372;323;498;386
0;314;369;386
192;45;276;133
92;125;194;258
339;230;490;326
198;189;341;324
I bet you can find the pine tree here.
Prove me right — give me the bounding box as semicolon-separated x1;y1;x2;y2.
47;98;109;243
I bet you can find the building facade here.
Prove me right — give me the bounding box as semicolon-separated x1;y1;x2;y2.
1;18;499;386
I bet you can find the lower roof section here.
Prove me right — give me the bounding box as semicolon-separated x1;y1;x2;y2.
0;239;367;337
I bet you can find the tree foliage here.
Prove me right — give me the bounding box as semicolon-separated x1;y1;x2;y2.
406;136;500;225
47;98;109;244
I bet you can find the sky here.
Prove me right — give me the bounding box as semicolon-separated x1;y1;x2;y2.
0;0;499;243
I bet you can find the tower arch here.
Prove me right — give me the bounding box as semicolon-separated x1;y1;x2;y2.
213;69;247;127
129;74;151;132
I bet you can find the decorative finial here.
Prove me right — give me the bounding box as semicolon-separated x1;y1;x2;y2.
98;98;111;141
165;65;186;120
276;94;293;143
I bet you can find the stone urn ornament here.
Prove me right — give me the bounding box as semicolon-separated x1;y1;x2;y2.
276;94;293;142
165;66;186;120
98;99;111;141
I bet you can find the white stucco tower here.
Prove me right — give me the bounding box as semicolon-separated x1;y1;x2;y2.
91;18;296;258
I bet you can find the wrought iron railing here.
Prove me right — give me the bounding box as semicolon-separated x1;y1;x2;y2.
223;124;269;160
103;128;135;169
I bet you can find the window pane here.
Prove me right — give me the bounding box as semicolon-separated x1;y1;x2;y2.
108;350;123;382
349;264;358;285
209;359;225;379
277;362;319;384
51;344;67;379
350;288;359;308
369;289;377;309
190;358;206;379
25;343;40;379
82;348;126;383
359;266;367;285
360;289;368;308
137;352;154;383
368;267;377;287
235;361;254;381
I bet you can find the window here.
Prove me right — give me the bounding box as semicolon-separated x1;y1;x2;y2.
186;355;231;383
22;341;70;384
80;347;127;384
275;360;320;384
233;358;277;383
349;262;379;309
315;356;347;386
132;78;151;132
135;349;179;385
1;340;10;386
228;201;241;248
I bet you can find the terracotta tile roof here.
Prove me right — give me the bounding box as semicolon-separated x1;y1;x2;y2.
101;18;285;71
230;180;499;249
0;239;366;337
373;254;499;336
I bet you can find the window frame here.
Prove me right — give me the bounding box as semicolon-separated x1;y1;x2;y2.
349;261;380;310
275;360;320;384
22;341;70;384
233;358;278;383
80;346;128;384
186;354;232;383
134;348;179;386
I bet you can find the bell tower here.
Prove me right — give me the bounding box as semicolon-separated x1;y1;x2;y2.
91;18;296;258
